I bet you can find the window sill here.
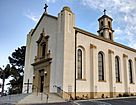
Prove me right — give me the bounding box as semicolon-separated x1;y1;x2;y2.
76;79;86;81
98;80;106;82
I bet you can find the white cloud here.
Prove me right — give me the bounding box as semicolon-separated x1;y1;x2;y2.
81;0;136;49
24;10;41;23
115;27;123;35
25;14;39;22
45;0;57;3
114;27;123;40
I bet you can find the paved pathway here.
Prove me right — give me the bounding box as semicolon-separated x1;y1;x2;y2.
24;102;76;105
0;101;76;105
2;96;136;105
76;97;136;105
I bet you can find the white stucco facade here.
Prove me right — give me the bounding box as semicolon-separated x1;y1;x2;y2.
23;6;136;99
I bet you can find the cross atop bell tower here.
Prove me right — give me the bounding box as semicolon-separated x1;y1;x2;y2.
97;10;114;41
103;9;106;15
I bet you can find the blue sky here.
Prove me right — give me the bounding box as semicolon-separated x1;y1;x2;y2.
1;0;136;67
0;0;136;88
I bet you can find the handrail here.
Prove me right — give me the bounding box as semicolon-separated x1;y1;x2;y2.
1;90;7;97
23;84;33;94
32;85;38;96
53;85;73;100
23;87;30;93
23;89;28;93
43;92;49;103
23;87;33;93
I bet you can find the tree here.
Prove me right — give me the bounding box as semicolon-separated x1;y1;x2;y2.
8;46;26;74
0;64;11;96
7;46;26;94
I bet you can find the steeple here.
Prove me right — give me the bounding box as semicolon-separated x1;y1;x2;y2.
97;10;114;41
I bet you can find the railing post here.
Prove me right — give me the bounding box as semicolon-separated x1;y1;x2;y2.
32;85;38;96
46;94;49;103
41;93;43;100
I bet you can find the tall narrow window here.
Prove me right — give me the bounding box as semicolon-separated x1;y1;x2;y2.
109;33;112;40
78;49;82;79
98;52;104;81
101;32;104;37
101;21;103;28
128;60;133;83
115;56;120;82
108;21;111;28
42;44;46;57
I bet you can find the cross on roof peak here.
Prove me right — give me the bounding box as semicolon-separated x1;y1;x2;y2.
44;4;48;13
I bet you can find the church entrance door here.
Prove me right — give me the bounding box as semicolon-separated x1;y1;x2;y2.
40;75;44;92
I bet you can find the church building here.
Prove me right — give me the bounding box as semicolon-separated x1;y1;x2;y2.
23;5;136;99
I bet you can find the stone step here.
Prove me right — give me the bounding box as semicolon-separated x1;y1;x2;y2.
0;93;30;104
17;93;65;104
18;93;47;104
48;93;65;103
0;92;66;104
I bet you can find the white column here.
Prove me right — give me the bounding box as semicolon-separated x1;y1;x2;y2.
108;49;115;97
90;44;97;98
123;54;129;93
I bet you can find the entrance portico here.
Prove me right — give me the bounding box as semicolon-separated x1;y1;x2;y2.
32;29;52;94
32;58;51;94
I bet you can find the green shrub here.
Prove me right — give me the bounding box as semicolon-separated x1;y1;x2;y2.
123;92;129;97
101;94;104;98
130;93;134;96
118;94;122;97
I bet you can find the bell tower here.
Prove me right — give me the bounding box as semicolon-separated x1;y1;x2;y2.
97;10;114;40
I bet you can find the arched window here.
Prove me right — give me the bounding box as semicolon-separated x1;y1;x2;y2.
77;49;82;79
98;52;104;80
115;56;120;82
128;60;133;83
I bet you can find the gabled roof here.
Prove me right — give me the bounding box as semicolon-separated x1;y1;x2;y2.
74;27;136;53
98;15;113;21
31;13;57;36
